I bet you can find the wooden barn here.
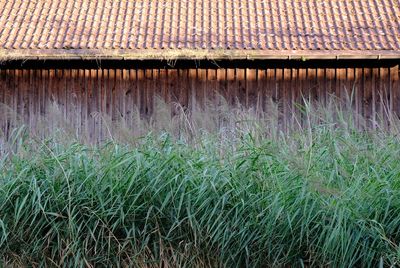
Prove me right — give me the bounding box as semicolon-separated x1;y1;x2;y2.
0;0;399;138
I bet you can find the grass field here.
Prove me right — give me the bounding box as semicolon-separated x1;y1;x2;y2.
1;99;400;267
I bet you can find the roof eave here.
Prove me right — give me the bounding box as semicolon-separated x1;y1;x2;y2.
1;49;400;61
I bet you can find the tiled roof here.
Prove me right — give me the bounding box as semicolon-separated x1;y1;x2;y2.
0;0;399;59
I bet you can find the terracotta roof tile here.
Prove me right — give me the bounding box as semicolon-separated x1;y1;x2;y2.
0;0;399;59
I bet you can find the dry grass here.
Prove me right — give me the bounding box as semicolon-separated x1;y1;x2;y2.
1;92;399;148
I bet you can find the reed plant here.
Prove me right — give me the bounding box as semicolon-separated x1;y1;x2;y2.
1;97;400;267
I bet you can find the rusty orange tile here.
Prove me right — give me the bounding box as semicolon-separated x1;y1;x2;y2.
0;0;398;54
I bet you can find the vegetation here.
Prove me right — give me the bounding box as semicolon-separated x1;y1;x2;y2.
1;99;400;267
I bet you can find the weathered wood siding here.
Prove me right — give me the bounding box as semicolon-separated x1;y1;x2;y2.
0;66;399;139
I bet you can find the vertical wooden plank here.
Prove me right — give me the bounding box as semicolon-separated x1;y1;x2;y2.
159;69;168;103
237;69;246;107
156;69;165;106
193;68;200;108
275;68;284;131
346;68;356;122
122;69;129;123
24;70;31;129
95;68;101;140
94;69;101;141
40;70;46;117
309;68;318;127
56;69;63;127
146;69;154;117
136;69;144;117
108;69;116;123
13;69;19;126
371;68;377;129
206;69;217;107
98;69;107;140
128;69;137;119
6;70;14;138
217;69;227;104
15;69;22;128
299;68;308;104
60;69;65;128
168;69;179;114
305;68;314;125
354;68;363;128
0;69;4;105
338;68;347;102
257;69;267;111
179;69;190;110
326;68;335;103
116;69;123;121
64;70;70;127
342;68;354;102
380;68;390;129
317;68;325;105
226;69;236;106
86;69;94;140
105;69;111;117
308;68;318;103
63;69;69;122
79;69;86;138
101;68;107;130
266;68;276;113
299;68;308;120
390;65;400;118
84;69;89;138
152;69;161;100
20;70;27;137
31;69;40;135
246;69;257;108
299;68;311;105
382;67;391;128
49;69;57;132
283;68;292;130
152;68;161;113
197;68;207;107
118;69;124;125
8;69;14;138
372;68;381;126
364;68;373;128
37;70;43;137
0;69;5;136
334;68;343;113
335;69;342;102
110;69;120;122
110;68;117;127
72;69;78;132
22;69;28;130
70;69;79;137
12;70;18;136
50;69;62;114
188;69;197;112
125;69;135;129
97;68;102;140
193;68;200;109
202;68;209;106
14;68;20;127
64;69;72;133
58;69;66;123
4;70;11;138
291;68;299;127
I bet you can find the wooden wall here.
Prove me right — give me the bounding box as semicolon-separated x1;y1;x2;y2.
0;66;399;139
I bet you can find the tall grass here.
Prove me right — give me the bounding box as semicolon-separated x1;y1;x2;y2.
1;98;400;267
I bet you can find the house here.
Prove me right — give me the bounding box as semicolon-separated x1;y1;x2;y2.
0;0;399;138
